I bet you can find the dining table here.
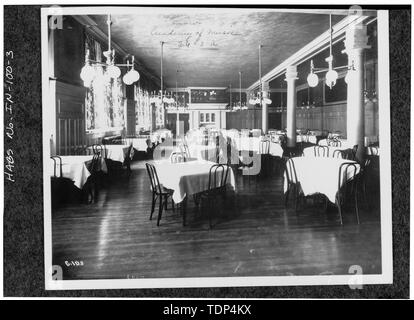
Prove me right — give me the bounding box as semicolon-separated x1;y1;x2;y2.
153;159;236;225
126;137;151;152
87;144;133;163
284;157;360;203
49;155;107;189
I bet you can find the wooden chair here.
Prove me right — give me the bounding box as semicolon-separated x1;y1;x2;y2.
84;154;101;203
170;151;187;163
199;164;230;228
259;140;271;175
50;156;77;207
284;158;301;211
314;145;329;157
145;163;174;226
332;149;346;159
335;162;360;224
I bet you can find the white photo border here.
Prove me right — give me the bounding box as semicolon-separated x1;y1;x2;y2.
41;6;393;291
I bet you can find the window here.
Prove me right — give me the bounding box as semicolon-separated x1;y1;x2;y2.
200;112;216;124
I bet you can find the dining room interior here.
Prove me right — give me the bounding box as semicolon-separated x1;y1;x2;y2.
46;7;383;281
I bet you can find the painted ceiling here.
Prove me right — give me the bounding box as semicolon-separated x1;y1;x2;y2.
88;9;344;89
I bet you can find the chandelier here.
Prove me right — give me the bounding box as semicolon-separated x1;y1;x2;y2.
275;84;285;113
248;44;272;106
301;86;316;110
80;15;140;87
306;14;355;89
229;71;248;112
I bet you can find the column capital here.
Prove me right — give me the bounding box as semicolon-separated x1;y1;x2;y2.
285;65;298;81
343;23;371;53
261;81;270;91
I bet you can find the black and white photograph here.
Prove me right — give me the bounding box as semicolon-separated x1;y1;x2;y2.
37;5;395;291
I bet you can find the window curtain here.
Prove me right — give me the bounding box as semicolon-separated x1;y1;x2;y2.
135;86;151;133
84;32;125;131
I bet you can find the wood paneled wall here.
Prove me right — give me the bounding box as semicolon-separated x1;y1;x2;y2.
225;109;262;130
224;102;378;138
55;81;86;155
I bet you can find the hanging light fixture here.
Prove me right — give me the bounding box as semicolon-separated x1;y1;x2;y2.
275;83;285;113
306;14;355;90
80;14;140;87
150;41;176;108
249;44;272;106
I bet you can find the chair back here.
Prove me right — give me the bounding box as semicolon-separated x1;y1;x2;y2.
285;158;298;185
124;144;133;166
179;143;191;158
332;149;346;159
328;139;342;147
50;156;63;178
89;154;101;173
145;163;163;194
92;144;104;158
259;140;270;154
338;162;358;194
351;145;358;160
208;164;229;191
170;151;186;163
314;145;329;157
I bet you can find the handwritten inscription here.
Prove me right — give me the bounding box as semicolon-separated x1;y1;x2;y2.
151;23;242;49
4;50;15;182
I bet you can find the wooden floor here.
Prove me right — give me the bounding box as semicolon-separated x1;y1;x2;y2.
52;158;382;280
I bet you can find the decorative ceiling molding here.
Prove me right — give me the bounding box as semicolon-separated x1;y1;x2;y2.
247;14;373;91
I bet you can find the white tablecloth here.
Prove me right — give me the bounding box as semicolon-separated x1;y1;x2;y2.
154;160;236;203
284;157;360;203
49;155;107;189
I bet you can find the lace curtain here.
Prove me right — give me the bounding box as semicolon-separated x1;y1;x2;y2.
85;33;125;131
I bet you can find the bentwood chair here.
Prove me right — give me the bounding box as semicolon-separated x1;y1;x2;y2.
170;151;187;163
314;145;329;157
145;163;174;226
50;156;77;207
351;145;358;160
84;153;101;203
335;162;360;225
178;143;191;159
284;158;301;211
332;149;346;159
328;138;342;147
259;140;271;175
358;157;373;208
199;164;230;228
